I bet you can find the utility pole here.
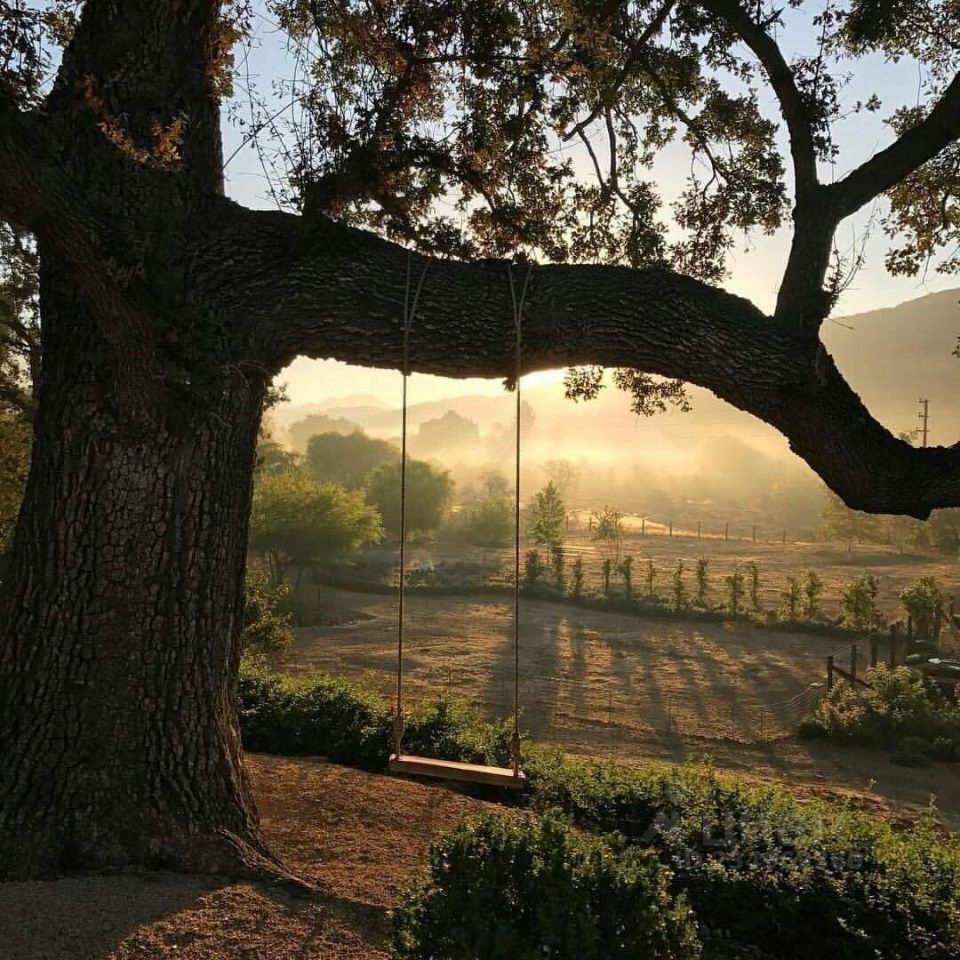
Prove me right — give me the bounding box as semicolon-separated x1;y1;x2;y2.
918;398;930;447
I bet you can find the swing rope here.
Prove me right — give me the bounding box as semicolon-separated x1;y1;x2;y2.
391;253;531;785
507;263;533;776
393;254;429;759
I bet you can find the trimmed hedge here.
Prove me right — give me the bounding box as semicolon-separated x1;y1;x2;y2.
392;812;701;960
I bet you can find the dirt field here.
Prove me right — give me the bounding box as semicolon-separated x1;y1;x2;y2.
289;589;960;824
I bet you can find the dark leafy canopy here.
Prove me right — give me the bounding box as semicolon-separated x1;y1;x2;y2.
257;0;960;412
2;2;960;508
306;430;398;489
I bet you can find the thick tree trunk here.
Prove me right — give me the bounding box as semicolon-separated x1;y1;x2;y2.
0;264;278;881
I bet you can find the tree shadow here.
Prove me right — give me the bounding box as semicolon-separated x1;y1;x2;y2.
0;872;390;960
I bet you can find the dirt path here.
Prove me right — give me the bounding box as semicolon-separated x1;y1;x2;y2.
290;590;960;825
0;756;500;960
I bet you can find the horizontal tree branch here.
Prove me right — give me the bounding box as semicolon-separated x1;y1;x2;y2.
192;204;960;519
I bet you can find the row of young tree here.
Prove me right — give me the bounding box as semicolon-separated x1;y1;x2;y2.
520;545;948;637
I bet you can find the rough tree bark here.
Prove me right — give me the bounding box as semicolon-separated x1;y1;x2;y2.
0;261;280;879
0;0;959;880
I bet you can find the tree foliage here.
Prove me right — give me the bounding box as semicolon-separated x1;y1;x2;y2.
460;494;513;546
415;409;480;456
365;457;454;539
306;429;398;489
241;571;294;662
839;574;882;633
249;468;382;584
0;222;38;552
528;480;565;549
288;413;363;453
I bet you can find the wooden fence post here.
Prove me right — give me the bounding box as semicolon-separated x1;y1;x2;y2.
724;522;729;541
889;624;897;668
752;525;757;543
870;636;878;668
669;521;673;537
697;521;701;539
850;644;858;685
827;655;834;691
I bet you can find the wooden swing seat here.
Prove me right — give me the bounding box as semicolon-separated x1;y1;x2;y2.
389;753;525;789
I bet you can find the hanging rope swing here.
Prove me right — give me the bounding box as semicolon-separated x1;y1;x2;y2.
388;257;531;789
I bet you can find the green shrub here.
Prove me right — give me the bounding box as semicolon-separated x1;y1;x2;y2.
671;560;687;612
619;554;634;600
780;575;801;620
238;666;391;766
569;556;585;600
241;572;294;661
524;548;545;589
900;575;944;640
392;812;701;960
803;570;822;620
694;557;709;608
803;664;960;752
724;565;744;616
238;664;512;769
240;664;960;959
522;752;960;960
551;543;566;590
840;574;882;633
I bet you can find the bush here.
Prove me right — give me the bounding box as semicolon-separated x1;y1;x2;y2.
900;575;944;640
523;753;960;960
523;548;545;589
800;664;960;756
694;557;709;608
241;572;294;661
780;575;801;620
238;663;512;769
241;665;960;959
840;574;882;633
460;495;512;546
569;556;585;599
724;565;744;616
392;812;701;960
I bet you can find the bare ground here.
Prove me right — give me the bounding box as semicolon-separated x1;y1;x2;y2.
0;756;501;960
2;751;956;960
290;590;960;825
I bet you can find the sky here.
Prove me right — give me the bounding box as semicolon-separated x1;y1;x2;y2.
221;4;959;409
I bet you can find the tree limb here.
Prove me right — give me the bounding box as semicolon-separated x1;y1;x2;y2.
830;71;960;220
191;204;960;520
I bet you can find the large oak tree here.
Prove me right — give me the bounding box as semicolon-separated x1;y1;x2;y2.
0;0;959;880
